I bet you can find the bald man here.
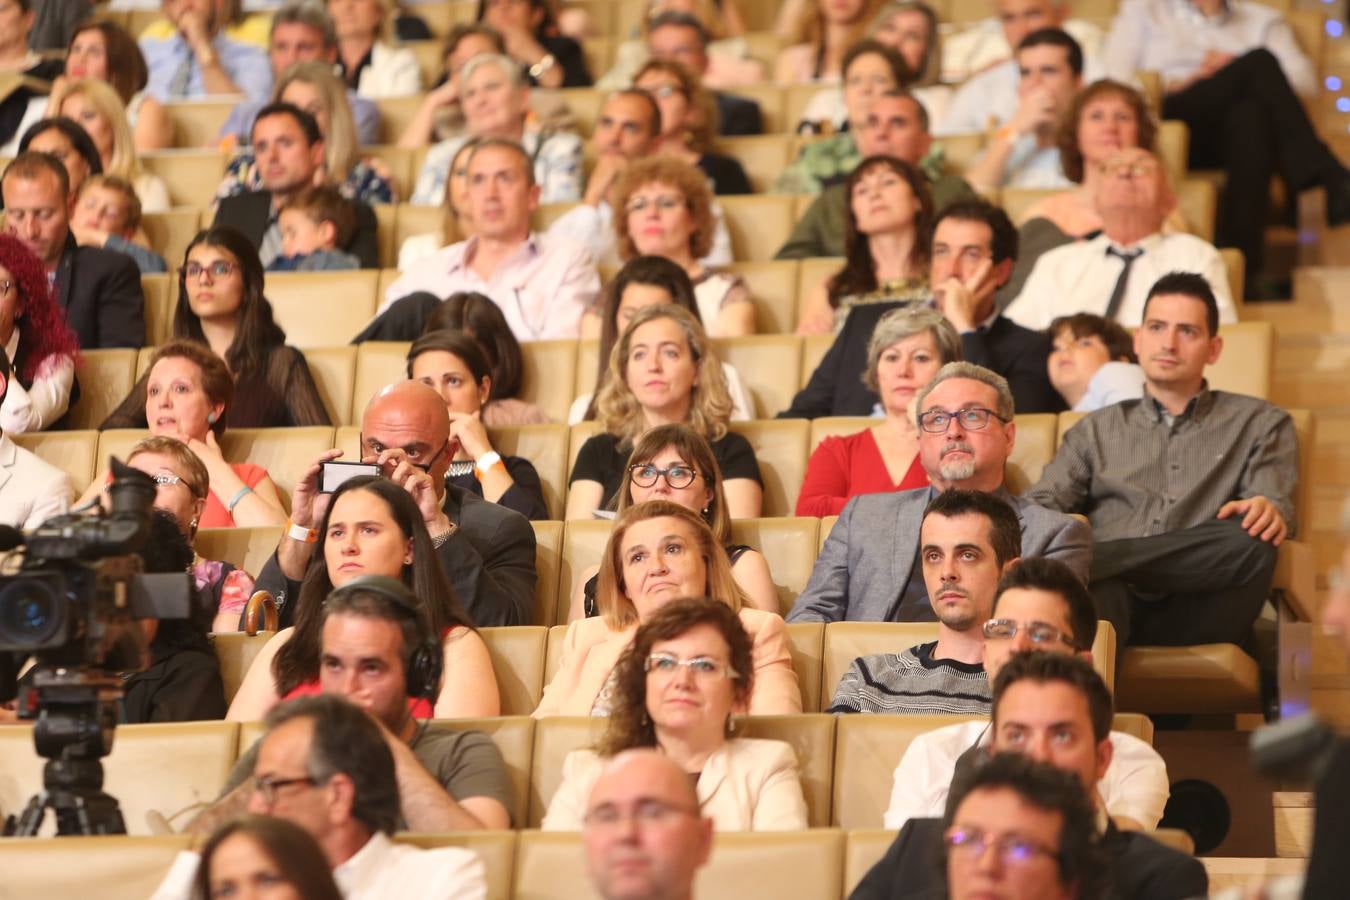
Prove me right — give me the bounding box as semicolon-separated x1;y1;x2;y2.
258;380;537;627
584;749;713;900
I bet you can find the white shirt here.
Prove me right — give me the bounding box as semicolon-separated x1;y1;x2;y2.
1005;231;1238;331
379;232;600;341
150;832;486;900
883;719;1170;830
355;42;423;100
0;432;70;529
1103;0;1316;97
992;135;1072;190
935;45;1110;138
545;201;734;269
0;328;74;435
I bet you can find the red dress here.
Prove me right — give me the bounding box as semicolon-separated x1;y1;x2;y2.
199;463;270;529
795;429;929;517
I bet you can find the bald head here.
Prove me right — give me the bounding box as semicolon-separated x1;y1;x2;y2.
360;380;453;488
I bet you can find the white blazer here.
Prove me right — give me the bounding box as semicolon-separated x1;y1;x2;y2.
356;42;423;99
0;433;70;529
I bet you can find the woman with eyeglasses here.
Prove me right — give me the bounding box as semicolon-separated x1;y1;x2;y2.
542;596;808;830
88;340;287;529
612;156;754;339
565;304;762;520
569;424;777;620
536;501;800;717
797;308;960;516
0;234;78;434
633;59;751;196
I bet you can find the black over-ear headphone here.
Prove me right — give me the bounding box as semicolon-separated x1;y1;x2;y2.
325;575;444;704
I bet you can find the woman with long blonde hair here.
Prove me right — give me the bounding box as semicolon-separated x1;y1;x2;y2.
52;79;170;212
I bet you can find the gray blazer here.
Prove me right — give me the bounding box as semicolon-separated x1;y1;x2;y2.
787;487;1092;623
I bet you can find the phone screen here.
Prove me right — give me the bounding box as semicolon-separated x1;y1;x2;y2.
320;461;381;493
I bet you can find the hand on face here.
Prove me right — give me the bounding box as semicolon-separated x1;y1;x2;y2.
448;411;493;460
1009;86;1058;136
364;447;447;531
933;257;995;331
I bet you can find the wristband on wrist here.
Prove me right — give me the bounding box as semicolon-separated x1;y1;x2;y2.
474;451;505;480
286;518;319;544
227;485;253;512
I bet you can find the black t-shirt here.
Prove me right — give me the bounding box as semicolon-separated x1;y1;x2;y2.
697;153;753;195
568;431;762;511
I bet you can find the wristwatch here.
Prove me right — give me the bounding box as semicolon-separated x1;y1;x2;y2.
529;53;556;80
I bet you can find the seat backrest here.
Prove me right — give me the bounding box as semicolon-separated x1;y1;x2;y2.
796;257;844;322
161;101;238;149
140;208;201;268
195;526;285;581
712;135;793;193
818;515;839;551
0;721;239;835
845;829;897;896
67;349;138;430
142;272;175;346
140;149;229;208
736;714;837;827
785;622;825;714
212;631;276;705
553;89;605;136
1094;620;1118;697
1056;410;1087;445
0;834;194;900
519;340;579;424
494;424;569;520
719;195;796;262
783;82;826;133
528;715;608;826
730;82;785;132
712;335;804;418
1155;119;1189;185
373;202;398;269
531;520;563;627
1288;409;1314;539
799;331;835;391
393;206;446;261
1221;246;1246;309
301;346;357;427
395;831;516;900
219;427;336;506
723;260;800;335
266;271;382;348
352;340;411;422
557;519;613;624
728;419;810;518
545;623;570;684
809;416;872;454
361;144;416;202
12;430;98;496
822;622;942;709
427;718;534;833
1177;178;1216;243
1205;320;1271;398
1007;413;1058;494
574;338;600;405
374;95;424;144
730;518;820;616
478;626;548;717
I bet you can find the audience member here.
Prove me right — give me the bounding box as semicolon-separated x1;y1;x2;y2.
0;347;69;528
220;1;380;146
1007;148;1236;328
574;257;753;422
777;90;974;259
546;597;808;829
191;816;342;900
798;156;932;334
1046;313;1144;412
612;156;754;337
406;329;549;520
866;1;952;126
777;0;884;84
152;694;489;898
583;749;713;900
795;35;909;134
1;152;144;349
397;138;481;270
380;139;598;341
566;304;762;519
477;0;591;87
781;200;1063;418
271;184;362;271
1028;272;1296;647
633;59;751;195
828;489;1019;714
71;175;169;273
408;53;583;206
796;308;960;516
105;227;332;428
329;0;422;97
54;20;171;153
90;341;289;528
257;380;537;627
51;79;171;211
536;501;800;716
229;479;502;720
789;362;1090;623
27;0;90;54
213;102;380;267
1103;0;1350;297
19;116;103;198
0;233;78;434
639;10;764;134
0;0;62;150
964;28;1083;194
884;557;1168;831
571;424;778;618
139;0;272;102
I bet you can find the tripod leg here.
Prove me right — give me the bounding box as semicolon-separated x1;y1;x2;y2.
11;793;48;837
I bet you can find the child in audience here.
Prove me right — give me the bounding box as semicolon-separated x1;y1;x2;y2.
70;174;168;274
267;185;362;272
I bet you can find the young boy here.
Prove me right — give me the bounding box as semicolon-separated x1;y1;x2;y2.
71;175;168;274
269;185;362;271
1045;312;1145;412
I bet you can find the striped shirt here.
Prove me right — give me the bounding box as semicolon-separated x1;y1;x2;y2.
827;642;991;715
1026;387;1298;541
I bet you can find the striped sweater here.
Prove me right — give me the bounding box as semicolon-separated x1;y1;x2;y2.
827;641;991;715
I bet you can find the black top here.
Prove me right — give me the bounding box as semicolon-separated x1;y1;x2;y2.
121;649;227;724
714;92;763;136
535;34;592;87
698;153;753;195
54;235;146;350
582;543;753;616
1303;738;1350;898
569;431;762;510
446;454;550;521
214;190;381;269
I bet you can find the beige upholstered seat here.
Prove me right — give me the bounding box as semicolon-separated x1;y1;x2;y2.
0;834;193;900
478;627;548;717
723;260;800;335
528;715;607;827
212;631;276;706
713;335;804;418
395;831;517;900
556;518;614;624
265;271;382;348
728;419;810;518
140;148;228;208
12;430;98;496
141;273;176;346
195;526;284;580
730;517;821;616
786;622;825;715
300;346;357;427
530;520;563;627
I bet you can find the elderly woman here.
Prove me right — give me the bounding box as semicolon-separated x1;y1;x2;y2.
633;59;751;195
796;308;961;516
797;156;933;335
613;157;754;338
0;234;79;434
52;79;170;211
329;0;422;98
570;424;778;619
536;501;800;716
409;52;583;206
543;597;809;829
566;304;762;519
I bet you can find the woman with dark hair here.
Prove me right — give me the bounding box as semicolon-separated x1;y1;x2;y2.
406;329;549;520
228;475;499;721
18;117;102;197
0;234;78;433
193;816;342;900
795;36;913;134
477;0;592;87
797;156;933;334
542;597;808;830
633;59;751;196
91;340;288;529
574;256;750;424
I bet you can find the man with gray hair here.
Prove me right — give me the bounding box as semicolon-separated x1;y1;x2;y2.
149;695;488;899
788;361;1090;623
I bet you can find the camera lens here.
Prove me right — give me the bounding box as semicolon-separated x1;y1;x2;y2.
0;578;66;648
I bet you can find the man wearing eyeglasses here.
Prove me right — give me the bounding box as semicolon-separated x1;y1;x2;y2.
583;749;713;900
882;557;1168;833
1005;147;1239;326
788;361;1089;624
851;654;1206;900
150;694;488;900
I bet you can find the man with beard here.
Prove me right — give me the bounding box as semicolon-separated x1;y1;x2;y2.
788;362;1090;624
827;489;1018;714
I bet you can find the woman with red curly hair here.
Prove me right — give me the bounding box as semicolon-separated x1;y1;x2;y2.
0;234;79;433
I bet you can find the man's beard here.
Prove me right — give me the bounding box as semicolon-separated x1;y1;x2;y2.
937;440;976;482
934;585;978;631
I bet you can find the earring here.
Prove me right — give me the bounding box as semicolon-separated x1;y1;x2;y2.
189;518;198;531
727;716;736;735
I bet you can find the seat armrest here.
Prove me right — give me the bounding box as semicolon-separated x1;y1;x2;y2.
1272;540;1315;622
